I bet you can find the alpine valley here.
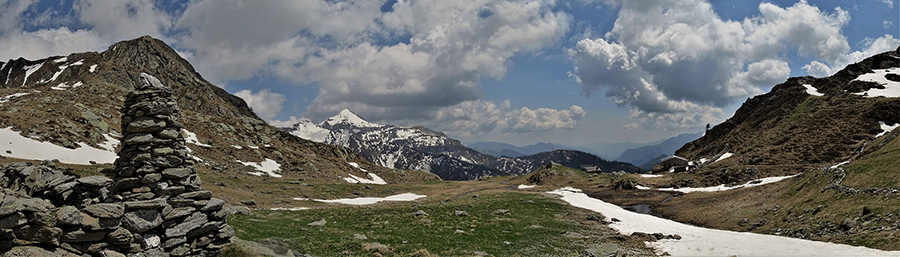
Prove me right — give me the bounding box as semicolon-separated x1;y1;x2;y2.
281;109;639;180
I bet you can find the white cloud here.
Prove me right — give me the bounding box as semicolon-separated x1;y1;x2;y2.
879;0;894;9
234;89;287;120
885;20;894;29
803;35;900;77
568;0;893;130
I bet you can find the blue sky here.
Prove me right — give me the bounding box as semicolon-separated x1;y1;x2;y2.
0;0;897;147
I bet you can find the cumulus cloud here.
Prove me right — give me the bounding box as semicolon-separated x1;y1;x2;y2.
569;0;897;130
802;35;900;77
426;100;586;136
879;0;894;9
234;89;287;120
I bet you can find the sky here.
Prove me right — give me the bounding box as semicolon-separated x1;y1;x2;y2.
0;0;898;147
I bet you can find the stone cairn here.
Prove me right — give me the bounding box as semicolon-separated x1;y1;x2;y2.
0;73;237;257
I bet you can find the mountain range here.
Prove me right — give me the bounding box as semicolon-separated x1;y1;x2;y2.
281;109;639;180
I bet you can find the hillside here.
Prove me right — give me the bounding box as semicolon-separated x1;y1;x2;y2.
0;36;437;185
668;47;900;186
282;110;639;180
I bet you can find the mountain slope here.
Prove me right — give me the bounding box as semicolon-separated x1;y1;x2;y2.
468;141;576;157
0;36;437;184
282;110;639;180
672;47;900;186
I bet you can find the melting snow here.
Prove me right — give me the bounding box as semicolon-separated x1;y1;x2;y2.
653;174;798;193
231;145;242;149
89;64;97;73
517;185;537;189
53;57;67;63
181;129;211;147
343;162;388;185
0;127;117;165
22;63;43;87
0;93;29;104
714;153;733;163
640;174;664;178
831;161;850;169
803;84;824;96
876;121;899;138
314;193;426;205
287;119;330;143
237;159;282;178
549;187;899;256
852;69;900;98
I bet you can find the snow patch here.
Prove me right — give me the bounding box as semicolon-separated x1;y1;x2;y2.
343;162;387;185
0;93;29;104
0;127;117;165
315;193;426;205
548;187;899;256
803;84;824;96
89;64;97;73
654;174;798;193
640;174;663;178
831;161;850;169
517;185;536;189
53;57;67;63
714;153;733;163
286;119;330;142
231;145;242;149
237;159;282;178
181;129;211;147
22;63;43;86
852;69;900;98
70;60;83;66
876;121;899;138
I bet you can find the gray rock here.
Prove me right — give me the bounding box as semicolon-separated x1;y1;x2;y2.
201;198;225;212
562;231;587;239
56;206;83;226
454;210;469;216
162;236;187;249
352;234;368;240
186;221;220;238
127;117;166;133
142;173;162;184
164;207;195;221
165;213;207;238
412;210;429;217
308;219;326;226
3;245;77;257
492;209;510;215
124;134;154;145
211;206;251;220
83;203;125;219
61;228;106;243
106;227;133;246
14;225;62;245
123;198;166;210
122;209;163;233
157;128;180;139
152;147;174;156
80;213;120;230
99;250;126;257
0;212;27;229
240;200;256;206
178;190;211;200
77;176;113;187
162;168;191;179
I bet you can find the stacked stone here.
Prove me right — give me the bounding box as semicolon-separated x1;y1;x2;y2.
105;72;232;256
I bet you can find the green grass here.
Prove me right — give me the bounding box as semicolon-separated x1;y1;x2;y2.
842;133;900;188
229;191;610;256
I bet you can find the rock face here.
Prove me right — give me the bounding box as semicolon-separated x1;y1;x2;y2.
0;73;233;256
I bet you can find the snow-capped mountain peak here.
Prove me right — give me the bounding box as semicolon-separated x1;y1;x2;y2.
321;109;381;128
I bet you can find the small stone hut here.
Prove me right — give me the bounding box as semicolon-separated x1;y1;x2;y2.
660;155;688;172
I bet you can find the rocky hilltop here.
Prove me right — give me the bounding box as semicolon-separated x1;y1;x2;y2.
282;109;639;180
0;36;437;184
671;47;900;186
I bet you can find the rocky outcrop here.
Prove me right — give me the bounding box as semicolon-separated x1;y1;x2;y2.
0;73;234;256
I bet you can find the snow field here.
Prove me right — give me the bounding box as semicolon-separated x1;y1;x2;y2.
651;174;798;193
803;84;824;96
313;193;426;205
548;187;900;256
237;159;282;178
714;152;733;163
343;162;387;185
181;129;211;147
0;127;117;165
852;69;900;98
876;121;899;138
